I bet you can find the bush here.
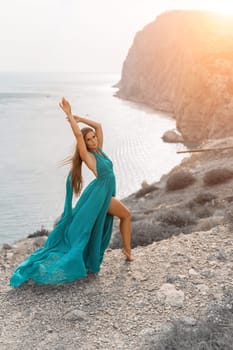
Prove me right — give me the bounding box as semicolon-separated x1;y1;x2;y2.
110;211;200;249
187;193;216;218
192;206;214;218
224;203;233;225
166;171;196;191
27;226;49;238
110;220;181;249
203;168;233;186
158;209;196;227
192;192;217;205
135;185;158;198
141;289;233;350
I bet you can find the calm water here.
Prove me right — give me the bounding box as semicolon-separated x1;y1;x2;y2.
0;72;185;244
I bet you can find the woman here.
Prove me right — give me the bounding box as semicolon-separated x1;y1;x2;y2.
10;97;133;288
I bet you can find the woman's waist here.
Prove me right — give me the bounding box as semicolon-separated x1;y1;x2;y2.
97;171;115;179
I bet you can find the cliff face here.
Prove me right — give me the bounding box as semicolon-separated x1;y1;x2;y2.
116;11;233;143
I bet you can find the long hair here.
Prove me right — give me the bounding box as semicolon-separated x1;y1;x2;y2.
62;127;94;196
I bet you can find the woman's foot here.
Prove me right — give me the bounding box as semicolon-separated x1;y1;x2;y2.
122;248;134;261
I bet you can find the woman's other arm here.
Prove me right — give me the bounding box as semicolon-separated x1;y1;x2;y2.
73;115;103;149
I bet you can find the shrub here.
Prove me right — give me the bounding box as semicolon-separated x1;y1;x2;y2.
110;211;200;249
141;289;233;350
166;171;196;191
187;193;216;218
135;185;158;198
224;195;233;203
28;226;49;238
203;168;233;186
192;206;214;218
110;220;181;249
224;203;233;225
158;209;196;227
192;192;217;205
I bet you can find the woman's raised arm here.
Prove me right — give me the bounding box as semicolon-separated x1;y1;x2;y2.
59;97;89;159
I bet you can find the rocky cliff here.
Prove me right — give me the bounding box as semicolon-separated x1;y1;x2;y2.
116;10;233;143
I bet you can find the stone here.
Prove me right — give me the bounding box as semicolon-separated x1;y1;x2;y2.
189;268;199;276
179;316;197;326
64;309;88;322
157;283;185;308
197;284;209;294
33;237;46;248
162;130;184;143
2;243;12;250
6;252;14;260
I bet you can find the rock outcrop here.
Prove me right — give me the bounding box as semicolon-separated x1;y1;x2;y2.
116;10;233;143
162;129;184;143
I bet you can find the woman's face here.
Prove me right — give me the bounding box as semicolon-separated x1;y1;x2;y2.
84;131;98;150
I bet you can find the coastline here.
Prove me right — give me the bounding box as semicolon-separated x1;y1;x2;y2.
2;135;233;250
0;70;183;245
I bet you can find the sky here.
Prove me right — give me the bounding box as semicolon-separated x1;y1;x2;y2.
0;0;233;73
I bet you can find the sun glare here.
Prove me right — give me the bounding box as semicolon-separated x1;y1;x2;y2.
209;2;233;16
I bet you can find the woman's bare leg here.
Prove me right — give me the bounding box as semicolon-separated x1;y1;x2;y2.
108;197;134;261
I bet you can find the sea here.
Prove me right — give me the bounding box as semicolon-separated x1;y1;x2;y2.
0;72;185;245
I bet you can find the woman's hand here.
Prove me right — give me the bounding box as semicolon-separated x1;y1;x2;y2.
59;97;72;116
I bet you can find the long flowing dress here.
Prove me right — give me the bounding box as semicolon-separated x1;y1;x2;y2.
10;148;116;288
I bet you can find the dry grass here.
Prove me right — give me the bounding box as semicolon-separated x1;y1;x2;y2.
166;171;196;191
145;289;233;350
158;208;196;227
192;206;214;219
27;226;49;238
110;220;182;249
191;192;217;205
203;168;233;186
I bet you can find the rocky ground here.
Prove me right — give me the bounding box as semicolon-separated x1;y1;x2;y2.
111;136;233;248
1;137;233;349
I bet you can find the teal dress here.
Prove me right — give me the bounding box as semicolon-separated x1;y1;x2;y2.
10;148;116;288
